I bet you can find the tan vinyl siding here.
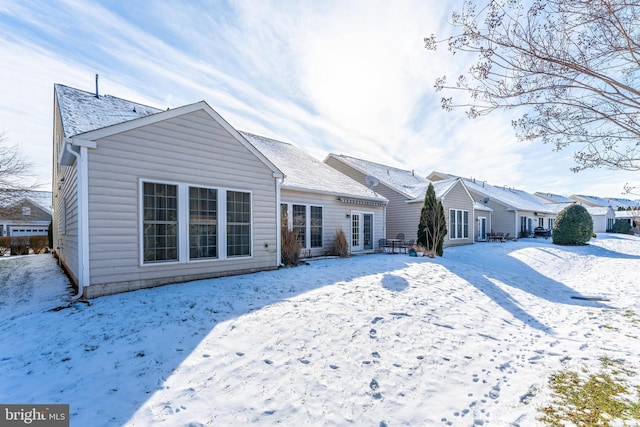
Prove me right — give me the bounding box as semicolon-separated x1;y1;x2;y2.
83;110;278;297
282;189;385;256
440;181;475;247
484;200;516;236
325;157;474;247
52;104;80;285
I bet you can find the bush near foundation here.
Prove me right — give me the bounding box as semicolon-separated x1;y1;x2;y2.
612;219;632;235
329;228;349;257
552;204;593;245
0;235;50;255
0;236;10;256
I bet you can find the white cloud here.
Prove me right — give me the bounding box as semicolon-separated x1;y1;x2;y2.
0;0;637;198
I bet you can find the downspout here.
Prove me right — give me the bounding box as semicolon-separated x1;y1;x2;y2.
65;143;90;299
275;176;282;266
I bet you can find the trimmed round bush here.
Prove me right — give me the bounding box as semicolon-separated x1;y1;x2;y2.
552;204;593;245
612;219;632;234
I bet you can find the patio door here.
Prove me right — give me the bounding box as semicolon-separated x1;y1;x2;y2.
477;216;487;241
351;212;374;252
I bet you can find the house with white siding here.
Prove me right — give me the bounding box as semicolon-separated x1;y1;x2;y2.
52;84;284;298
324;155;475;247
241;133;387;256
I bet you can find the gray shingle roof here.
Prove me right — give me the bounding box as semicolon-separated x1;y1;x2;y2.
328;154;447;200
241;133;386;202
55;84;162;137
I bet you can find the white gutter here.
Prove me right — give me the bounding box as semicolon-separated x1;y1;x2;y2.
65;142;90;299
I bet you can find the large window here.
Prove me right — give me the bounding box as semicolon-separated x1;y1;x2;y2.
142;182;252;264
449;209;469;239
227;191;251;257
286;204;323;249
143;182;178;263
189;187;217;259
292;204;306;247
310;206;323;248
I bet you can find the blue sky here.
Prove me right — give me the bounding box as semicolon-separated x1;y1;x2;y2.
0;0;637;198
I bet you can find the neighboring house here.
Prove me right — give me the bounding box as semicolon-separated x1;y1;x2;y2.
534;192;574;204
0;194;52;237
324;156;475;247
241;133;388;256
536;191;621;232
607;198;640;210
568;194;639;211
585;206;616;233
569;194;612;208
429;172;557;239
53;84;284;298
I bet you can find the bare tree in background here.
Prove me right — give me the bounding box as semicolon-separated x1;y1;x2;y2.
0;133;37;211
425;0;640;173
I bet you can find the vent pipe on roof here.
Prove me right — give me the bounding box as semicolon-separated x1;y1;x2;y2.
95;74;99;98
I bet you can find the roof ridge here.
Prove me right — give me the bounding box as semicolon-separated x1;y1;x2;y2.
54;83;163;112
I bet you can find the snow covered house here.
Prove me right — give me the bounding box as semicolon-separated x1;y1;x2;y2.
429;172;558;239
324;155;475;247
585;206;616;233
241;133;387;256
0;193;51;237
537;193;619;232
52;84;284;298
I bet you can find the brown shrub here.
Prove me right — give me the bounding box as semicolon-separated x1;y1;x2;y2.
10;237;30;255
0;236;10;256
329;228;349;257
29;236;49;254
281;226;301;266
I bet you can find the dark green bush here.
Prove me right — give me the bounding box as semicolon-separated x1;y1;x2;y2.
552;204;593;245
612;219;632;234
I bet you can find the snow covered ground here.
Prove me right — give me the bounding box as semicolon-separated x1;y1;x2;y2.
1;234;639;426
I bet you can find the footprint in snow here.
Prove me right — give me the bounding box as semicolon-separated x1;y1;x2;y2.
372;317;384;324
369;329;377;339
370;379;382;399
235;352;245;357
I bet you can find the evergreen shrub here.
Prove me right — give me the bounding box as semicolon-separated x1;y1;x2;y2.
552;204;593;245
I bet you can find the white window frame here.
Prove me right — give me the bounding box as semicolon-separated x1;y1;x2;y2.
139;179;253;266
449;209;469;239
281;202;324;249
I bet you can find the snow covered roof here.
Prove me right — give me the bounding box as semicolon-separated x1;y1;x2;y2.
55;84;163;138
241;133;387;202
534;192;574;203
327;154;448;200
569;194;614;208
434;174;555;213
0;191;52;213
606;197;640;209
586;206;614;216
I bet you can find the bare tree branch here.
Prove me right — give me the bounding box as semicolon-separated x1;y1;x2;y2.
0;133;37;210
427;0;640;173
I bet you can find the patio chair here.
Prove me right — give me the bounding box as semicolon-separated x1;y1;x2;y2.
379;238;391;253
